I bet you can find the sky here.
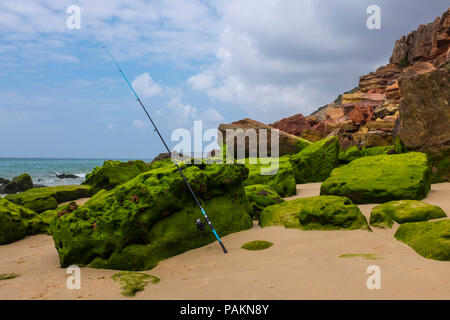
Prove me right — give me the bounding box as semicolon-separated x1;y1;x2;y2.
0;0;448;159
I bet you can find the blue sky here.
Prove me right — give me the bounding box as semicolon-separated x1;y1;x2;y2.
0;0;448;159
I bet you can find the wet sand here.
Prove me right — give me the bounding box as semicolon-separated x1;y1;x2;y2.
0;183;449;300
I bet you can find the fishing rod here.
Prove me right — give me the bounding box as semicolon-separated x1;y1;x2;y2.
102;45;228;254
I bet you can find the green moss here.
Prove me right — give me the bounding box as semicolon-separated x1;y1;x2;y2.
241;240;273;251
290;136;340;183
0;273;19;280
82;160;152;193
338;145;394;164
5;185;92;213
0;198;48;244
321;152;432;204
294;137;312;152
370;200;446;228
259;198;304;229
339;253;381;260
242;156;296;197
260;195;370;231
427;148;450;183
111;271;159;297
51;163;253;270
244;184;284;219
394;220;450;261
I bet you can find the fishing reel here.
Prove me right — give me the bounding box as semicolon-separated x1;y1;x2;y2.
195;218;205;232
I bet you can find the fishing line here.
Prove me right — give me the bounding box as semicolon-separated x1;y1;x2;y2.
102;45;228;254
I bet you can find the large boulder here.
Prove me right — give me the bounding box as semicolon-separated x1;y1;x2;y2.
260;195;370;231
244;184;284;219
321;152;432;204
82;160;152;193
2;173;33;194
289;136;340;183
218;118;311;158
242;156;296;197
398;67;450;151
0;198;47;245
338;145;394;164
50;163;253;270
5;185;92;213
370;200;447;228
394;220;450;261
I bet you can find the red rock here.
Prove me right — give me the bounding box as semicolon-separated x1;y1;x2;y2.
270;113;311;136
326;107;345;120
390;9;450;67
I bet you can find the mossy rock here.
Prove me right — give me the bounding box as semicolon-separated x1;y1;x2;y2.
241;240;273;251
370;200;447;228
244;184;284;219
321;152;431;204
0;273;19;280
339;253;381;260
2;173;33;194
338;145;394;164
0;198;48;245
290;136;340;183
5;185;93;213
111;271;159;297
242;156;296;197
260;195;370;231
82;160;152;193
427;148;450;183
394;220;450;261
50;163;253;270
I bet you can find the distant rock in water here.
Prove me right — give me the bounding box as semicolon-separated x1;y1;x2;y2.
56;173;78;179
0;177;10;185
2;173;33;194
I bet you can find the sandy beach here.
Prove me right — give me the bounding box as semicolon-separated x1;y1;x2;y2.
0;182;448;300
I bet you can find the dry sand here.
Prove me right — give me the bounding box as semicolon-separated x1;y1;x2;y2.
0;183;449;300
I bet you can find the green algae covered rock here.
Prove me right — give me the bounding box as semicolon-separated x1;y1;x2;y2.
111;271;159;297
244;184;284;219
394;220;450;261
242;156;296;197
260;195;370;231
50;163;253;270
82;160;152;193
321;152;432;204
290;136;340;183
0;197;47;244
338;145;394;164
2;173;33;194
370;200;447;228
241;240;273;251
5;185;92;213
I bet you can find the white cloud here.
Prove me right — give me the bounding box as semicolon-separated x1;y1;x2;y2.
133;119;148;131
187;71;216;91
132;73;162;98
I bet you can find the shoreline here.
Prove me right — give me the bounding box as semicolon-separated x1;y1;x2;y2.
1;182;448;300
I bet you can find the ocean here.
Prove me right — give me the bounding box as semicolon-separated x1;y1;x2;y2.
0;158;151;192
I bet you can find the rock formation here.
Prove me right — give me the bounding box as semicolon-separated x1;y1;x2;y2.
269;8;449;152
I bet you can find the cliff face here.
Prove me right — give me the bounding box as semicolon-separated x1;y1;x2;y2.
390;9;450;68
269;8;450;151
